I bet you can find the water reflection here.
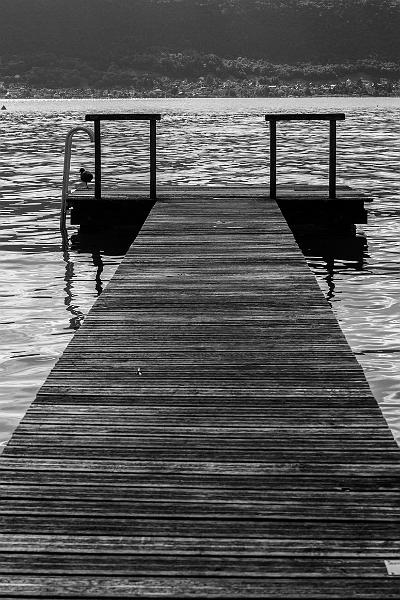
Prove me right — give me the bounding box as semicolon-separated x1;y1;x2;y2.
62;230;136;331
61;238;85;331
92;251;104;297
297;233;368;304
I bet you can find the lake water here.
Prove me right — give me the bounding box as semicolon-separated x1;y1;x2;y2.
1;97;400;447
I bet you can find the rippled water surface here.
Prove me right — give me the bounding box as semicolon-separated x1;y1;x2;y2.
1;97;400;446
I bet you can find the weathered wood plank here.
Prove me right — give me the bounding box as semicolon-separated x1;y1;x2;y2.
0;534;398;557
0;485;399;509
1;457;398;477
0;471;397;491
0;554;390;576
5;446;399;464
0;576;397;598
0;516;396;539
0;499;398;521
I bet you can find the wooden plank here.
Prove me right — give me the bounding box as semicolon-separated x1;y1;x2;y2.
0;534;399;557
1;457;398;477
0;576;397;598
0;554;391;576
0;471;397;491
0;515;396;539
5;446;399;464
0;499;397;521
0;485;399;509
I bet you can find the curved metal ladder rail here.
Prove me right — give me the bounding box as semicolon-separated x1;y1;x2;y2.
61;126;94;230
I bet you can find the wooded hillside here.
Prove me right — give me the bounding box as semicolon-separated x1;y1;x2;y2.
1;0;399;63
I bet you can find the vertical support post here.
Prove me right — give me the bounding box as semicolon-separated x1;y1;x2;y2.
150;119;157;200
269;119;277;199
94;120;101;200
329;118;336;199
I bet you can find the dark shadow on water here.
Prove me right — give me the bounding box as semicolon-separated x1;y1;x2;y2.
70;231;136;256
296;233;368;264
295;232;368;302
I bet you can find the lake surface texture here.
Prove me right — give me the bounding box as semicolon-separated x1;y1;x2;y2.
1;97;400;448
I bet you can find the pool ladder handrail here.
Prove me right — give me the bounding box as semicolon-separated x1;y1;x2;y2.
61;126;94;230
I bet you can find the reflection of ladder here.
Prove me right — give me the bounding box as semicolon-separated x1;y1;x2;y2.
61;126;94;229
85;113;161;200
265;113;345;199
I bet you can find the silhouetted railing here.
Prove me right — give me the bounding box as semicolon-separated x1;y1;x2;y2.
85;114;161;200
265;113;345;200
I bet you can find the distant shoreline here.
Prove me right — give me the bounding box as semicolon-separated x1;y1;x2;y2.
2;88;400;100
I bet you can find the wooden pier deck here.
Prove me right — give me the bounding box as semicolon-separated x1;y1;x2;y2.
68;184;370;234
0;190;399;598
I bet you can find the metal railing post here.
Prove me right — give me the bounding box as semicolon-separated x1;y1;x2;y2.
150;119;157;200
329;118;336;199
269;119;277;199
94;120;102;200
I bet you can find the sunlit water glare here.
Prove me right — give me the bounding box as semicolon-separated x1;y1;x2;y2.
1;97;400;446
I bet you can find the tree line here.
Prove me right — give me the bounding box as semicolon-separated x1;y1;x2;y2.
1;53;400;90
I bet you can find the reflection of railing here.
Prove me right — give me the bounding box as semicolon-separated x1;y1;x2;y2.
61;126;94;230
265;113;345;200
84;113;161;201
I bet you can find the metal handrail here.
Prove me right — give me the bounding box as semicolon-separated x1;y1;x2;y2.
61;126;94;230
84;114;161;200
265;113;345;200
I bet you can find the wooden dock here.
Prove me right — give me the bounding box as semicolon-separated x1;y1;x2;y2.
0;189;399;598
68;184;370;235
